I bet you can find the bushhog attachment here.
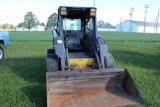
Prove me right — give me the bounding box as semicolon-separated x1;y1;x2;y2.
46;68;143;107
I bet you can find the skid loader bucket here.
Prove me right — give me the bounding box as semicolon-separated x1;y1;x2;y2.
46;68;143;107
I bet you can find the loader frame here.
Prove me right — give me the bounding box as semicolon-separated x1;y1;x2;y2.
46;6;143;107
52;6;108;71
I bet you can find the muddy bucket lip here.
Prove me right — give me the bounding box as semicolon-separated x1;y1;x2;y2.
46;68;125;82
46;68;125;77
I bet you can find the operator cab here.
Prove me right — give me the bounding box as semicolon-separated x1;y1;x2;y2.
55;6;97;53
64;18;83;51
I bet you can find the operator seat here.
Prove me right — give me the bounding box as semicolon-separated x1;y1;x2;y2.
67;31;83;51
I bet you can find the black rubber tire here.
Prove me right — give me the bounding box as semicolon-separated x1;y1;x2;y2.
46;55;58;72
0;46;4;60
104;53;115;68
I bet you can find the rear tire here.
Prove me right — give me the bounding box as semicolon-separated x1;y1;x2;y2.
0;46;4;60
104;53;115;68
46;55;58;72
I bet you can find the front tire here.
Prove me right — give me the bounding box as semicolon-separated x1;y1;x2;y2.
46;55;58;72
0;46;4;60
104;53;115;68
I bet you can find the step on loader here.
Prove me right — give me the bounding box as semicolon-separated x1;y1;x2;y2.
46;6;143;107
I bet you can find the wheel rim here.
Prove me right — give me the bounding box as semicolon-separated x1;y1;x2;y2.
0;49;3;59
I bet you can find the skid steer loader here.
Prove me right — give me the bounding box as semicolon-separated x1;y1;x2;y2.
46;6;143;107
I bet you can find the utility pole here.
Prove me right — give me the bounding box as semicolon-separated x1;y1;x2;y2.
129;7;135;32
23;18;25;41
119;17;122;41
93;0;95;7
156;8;159;33
144;5;149;33
153;19;157;41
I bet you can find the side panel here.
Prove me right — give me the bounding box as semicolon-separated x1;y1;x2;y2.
54;44;65;70
99;44;107;69
52;29;58;45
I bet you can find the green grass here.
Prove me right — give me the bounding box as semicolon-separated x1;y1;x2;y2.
9;31;53;41
108;42;160;106
9;31;160;42
0;42;52;107
98;31;160;42
0;31;160;106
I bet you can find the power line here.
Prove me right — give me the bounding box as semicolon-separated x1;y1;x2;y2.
97;6;124;23
96;6;127;26
129;7;135;32
144;5;149;33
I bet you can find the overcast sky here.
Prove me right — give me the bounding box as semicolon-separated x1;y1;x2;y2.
0;0;159;26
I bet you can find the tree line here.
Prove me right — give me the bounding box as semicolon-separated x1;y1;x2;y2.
97;20;113;26
0;11;112;30
0;11;58;31
0;23;18;29
16;12;58;31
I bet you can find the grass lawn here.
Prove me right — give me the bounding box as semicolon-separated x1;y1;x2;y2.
98;31;160;42
0;31;160;107
9;31;160;42
9;31;53;41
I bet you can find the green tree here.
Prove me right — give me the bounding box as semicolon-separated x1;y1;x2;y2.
2;23;10;29
18;23;23;27
40;22;45;27
9;24;14;29
97;20;113;26
97;20;105;25
47;13;58;29
0;24;4;29
24;12;39;31
0;23;14;29
105;22;113;27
